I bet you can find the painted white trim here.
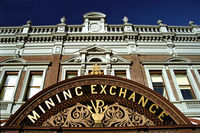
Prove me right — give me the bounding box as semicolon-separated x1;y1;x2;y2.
144;65;175;101
0;66;23;114
18;66;48;102
193;68;200;84
162;68;176;101
112;65;131;79
169;68;184;100
61;65;81;80
187;68;200;99
0;66;23;102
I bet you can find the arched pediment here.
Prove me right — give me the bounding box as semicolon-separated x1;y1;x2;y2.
0;57;26;64
79;45;111;53
5;75;191;127
83;12;106;19
165;57;191;63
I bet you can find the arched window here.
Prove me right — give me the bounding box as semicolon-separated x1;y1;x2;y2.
89;58;102;62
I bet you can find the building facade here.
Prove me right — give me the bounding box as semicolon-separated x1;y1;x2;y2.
0;12;200;132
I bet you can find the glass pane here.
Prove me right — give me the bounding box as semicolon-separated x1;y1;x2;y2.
30;75;42;86
181;89;195;99
66;74;77;79
116;73;126;78
175;74;189;85
26;87;41;99
151;74;163;82
115;70;126;78
0;87;14;101
4;75;17;86
179;85;191;90
152;82;164;86
153;86;164;95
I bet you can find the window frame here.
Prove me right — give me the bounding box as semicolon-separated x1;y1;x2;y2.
174;70;196;100
0;66;23;102
24;71;43;101
61;66;81;81
144;65;176;101
112;65;131;79
169;66;200;100
18;66;47;102
149;70;169;99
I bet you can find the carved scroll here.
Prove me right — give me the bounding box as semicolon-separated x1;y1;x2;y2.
42;102;154;127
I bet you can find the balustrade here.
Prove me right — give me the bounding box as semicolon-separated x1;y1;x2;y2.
168;26;193;33
30;26;57;34
67;25;82;33
0;27;22;35
134;25;160;33
106;25;123;33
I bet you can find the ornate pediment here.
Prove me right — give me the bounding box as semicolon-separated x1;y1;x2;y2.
0;57;26;64
79;45;111;53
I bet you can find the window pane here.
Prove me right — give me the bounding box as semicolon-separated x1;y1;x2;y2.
179;85;191;90
175;74;189;85
0;74;18;101
115;70;126;78
25;73;43;100
153;86;164;95
66;71;77;79
152;82;164;86
181;89;195;99
150;72;168;99
4;75;17;86
26;87;41;99
30;75;42;86
151;74;163;82
0;87;14;101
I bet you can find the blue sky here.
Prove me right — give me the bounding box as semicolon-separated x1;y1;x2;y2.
0;0;199;26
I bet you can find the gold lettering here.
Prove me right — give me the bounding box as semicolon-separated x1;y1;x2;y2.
91;85;97;94
138;96;148;107
28;110;40;123
56;94;61;103
128;92;135;102
100;85;107;94
75;86;83;96
119;88;127;98
158;111;168;122
149;104;159;114
110;86;116;95
38;105;45;113
45;98;55;109
63;90;72;100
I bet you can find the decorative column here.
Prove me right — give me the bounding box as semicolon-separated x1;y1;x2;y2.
80;51;87;75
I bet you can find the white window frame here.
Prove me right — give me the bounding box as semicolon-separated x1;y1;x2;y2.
0;66;23;114
169;65;200;100
18;66;47;102
192;66;200;84
61;66;81;81
144;65;176;101
111;65;131;79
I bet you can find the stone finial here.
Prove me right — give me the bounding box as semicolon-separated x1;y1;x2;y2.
157;20;163;25
60;16;66;24
189;21;194;26
26;20;32;26
123;16;128;24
